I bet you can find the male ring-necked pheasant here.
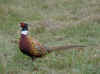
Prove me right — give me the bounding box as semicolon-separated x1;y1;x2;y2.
19;22;86;61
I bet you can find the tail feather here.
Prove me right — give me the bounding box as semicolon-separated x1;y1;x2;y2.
45;45;87;52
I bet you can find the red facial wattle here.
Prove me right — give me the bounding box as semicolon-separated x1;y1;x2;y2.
20;22;25;27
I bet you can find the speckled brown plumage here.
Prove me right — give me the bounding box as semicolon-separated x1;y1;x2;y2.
19;34;47;59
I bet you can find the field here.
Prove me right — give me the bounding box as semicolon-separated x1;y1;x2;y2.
0;0;100;74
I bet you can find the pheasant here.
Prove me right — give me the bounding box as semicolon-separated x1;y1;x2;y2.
19;22;86;61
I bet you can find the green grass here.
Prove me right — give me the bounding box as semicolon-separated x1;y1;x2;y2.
0;0;100;74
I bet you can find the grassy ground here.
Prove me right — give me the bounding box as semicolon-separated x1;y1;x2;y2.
0;0;100;74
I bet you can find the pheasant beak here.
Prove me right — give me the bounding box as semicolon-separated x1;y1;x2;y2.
18;23;21;27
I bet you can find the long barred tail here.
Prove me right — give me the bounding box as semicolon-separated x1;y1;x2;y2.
45;45;87;52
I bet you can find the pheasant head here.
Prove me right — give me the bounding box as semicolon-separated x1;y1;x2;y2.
19;22;29;35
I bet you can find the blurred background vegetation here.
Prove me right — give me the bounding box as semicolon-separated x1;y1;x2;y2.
0;0;100;74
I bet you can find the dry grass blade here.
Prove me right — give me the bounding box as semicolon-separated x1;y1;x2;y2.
0;54;7;74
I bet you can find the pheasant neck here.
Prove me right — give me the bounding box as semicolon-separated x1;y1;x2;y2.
21;30;28;35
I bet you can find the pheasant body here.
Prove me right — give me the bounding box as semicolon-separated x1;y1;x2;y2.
19;34;47;58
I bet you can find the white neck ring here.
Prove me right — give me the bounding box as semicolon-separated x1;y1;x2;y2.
21;31;28;35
